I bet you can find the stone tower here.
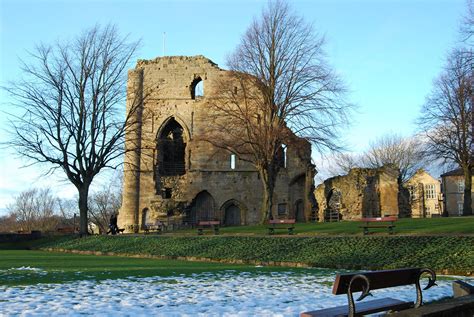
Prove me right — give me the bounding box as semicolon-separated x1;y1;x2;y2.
119;55;315;231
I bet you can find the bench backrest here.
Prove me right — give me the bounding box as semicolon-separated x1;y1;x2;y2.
269;219;296;224
198;221;220;225
360;216;398;222
332;268;421;295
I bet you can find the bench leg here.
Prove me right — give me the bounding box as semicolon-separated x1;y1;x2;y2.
198;228;203;235
389;226;394;235
288;228;294;235
363;228;369;235
268;228;274;235
214;227;219;235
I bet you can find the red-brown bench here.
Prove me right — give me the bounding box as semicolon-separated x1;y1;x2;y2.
144;222;163;234
301;268;437;317
267;219;296;235
57;227;77;234
359;216;397;235
197;220;220;235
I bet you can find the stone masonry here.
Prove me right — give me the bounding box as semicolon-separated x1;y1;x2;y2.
314;166;403;221
119;56;315;231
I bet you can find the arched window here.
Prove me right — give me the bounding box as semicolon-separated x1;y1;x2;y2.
277;144;287;168
190;77;204;99
157;118;186;176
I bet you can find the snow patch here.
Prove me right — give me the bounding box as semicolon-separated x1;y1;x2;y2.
0;270;470;316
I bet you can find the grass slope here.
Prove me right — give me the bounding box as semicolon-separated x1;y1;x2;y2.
190;217;474;235
35;235;474;275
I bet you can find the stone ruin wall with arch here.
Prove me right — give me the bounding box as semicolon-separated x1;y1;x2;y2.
119;55;316;231
314;166;409;221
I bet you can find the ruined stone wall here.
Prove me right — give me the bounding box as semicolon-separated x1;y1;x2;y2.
119;56;315;231
315;166;401;221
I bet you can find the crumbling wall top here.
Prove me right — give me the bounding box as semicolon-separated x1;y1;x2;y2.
136;55;220;69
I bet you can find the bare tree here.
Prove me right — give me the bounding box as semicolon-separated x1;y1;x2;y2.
7;188;59;232
88;175;122;234
360;133;425;182
4;25;141;235
205;0;351;223
419;49;472;216
0;214;18;233
327;152;362;176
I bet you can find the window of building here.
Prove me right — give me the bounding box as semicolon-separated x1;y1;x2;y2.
162;188;172;199
424;184;436;200
230;154;236;170
458;181;465;193
190;77;203;99
157;118;186;176
458;202;464;216
277;203;287;216
408;185;417;200
425;206;431;215
277;144;287;168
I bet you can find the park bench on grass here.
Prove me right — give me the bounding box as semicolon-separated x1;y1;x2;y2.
144;222;163;234
197;220;220;235
267;219;296;235
359;216;397;235
300;268;437;317
56;227;77;234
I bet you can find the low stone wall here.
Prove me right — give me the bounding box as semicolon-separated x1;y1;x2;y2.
0;231;42;243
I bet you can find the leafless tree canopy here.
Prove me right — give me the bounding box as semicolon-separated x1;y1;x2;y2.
4;25;140;234
5;188;59;232
88;175;122;234
361;133;425;182
226;0;350;151
206;0;351;222
326;152;362;176
419;49;473;215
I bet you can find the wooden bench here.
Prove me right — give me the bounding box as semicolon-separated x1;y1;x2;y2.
301;268;437;317
197;221;220;235
359;216;397;235
144;223;162;234
267;219;296;235
57;227;77;234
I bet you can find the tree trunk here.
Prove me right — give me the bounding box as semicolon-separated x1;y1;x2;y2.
463;166;472;216
259;168;277;224
78;184;91;236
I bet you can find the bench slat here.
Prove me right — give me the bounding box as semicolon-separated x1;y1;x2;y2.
361;216;398;222
332;268;421;295
301;298;413;317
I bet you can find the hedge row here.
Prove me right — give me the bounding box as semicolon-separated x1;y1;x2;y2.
38;235;474;275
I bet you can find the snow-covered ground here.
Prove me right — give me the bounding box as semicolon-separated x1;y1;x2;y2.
0;268;469;317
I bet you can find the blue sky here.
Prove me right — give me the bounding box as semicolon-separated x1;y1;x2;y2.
0;0;466;213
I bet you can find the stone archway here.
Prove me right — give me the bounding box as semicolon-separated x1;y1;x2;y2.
188;191;216;224
294;199;305;222
220;199;246;226
224;204;241;226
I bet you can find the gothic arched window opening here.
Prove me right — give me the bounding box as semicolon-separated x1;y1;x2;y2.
157;118;186;176
190;77;204;99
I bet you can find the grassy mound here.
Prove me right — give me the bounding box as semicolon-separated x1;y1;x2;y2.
36;235;474;275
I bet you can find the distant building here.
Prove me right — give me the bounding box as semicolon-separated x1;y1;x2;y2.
440;168;474;216
404;169;443;218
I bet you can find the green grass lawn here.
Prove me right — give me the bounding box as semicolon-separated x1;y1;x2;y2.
172;216;474;236
0;250;296;286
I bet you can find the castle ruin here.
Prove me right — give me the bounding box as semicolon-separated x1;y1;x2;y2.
119;56;315;231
